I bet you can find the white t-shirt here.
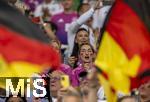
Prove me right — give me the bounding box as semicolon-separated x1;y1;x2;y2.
34;1;64;17
93;6;111;29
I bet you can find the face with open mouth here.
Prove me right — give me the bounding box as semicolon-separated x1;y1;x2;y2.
79;44;94;63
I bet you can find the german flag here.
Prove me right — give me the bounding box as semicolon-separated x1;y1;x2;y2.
0;1;61;79
95;0;150;99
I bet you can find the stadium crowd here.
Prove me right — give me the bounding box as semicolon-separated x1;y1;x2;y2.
0;0;150;102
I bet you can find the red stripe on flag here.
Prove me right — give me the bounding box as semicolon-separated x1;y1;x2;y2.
0;26;61;69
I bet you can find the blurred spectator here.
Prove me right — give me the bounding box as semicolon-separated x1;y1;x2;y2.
34;0;63;18
62;87;82;102
5;94;27;102
42;21;58;40
77;1;90;16
139;81;150;102
78;72;90;102
50;39;72;70
49;40;73;86
87;69;106;102
138;70;150;102
117;96;137;102
50;39;61;53
51;0;78;45
49;70;65;102
78;69;106;102
56;87;82;102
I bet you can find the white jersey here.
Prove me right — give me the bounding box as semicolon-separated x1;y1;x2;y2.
93;6;112;29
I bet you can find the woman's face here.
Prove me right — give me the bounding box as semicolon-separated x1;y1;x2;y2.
75;30;89;45
79;45;94;63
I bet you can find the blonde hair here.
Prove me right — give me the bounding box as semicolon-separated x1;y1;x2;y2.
50;39;61;49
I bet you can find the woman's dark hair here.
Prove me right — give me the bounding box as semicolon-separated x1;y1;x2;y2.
70;42;79;68
5;94;27;102
70;28;89;68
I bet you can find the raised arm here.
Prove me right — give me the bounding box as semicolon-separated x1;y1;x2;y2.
69;0;102;34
